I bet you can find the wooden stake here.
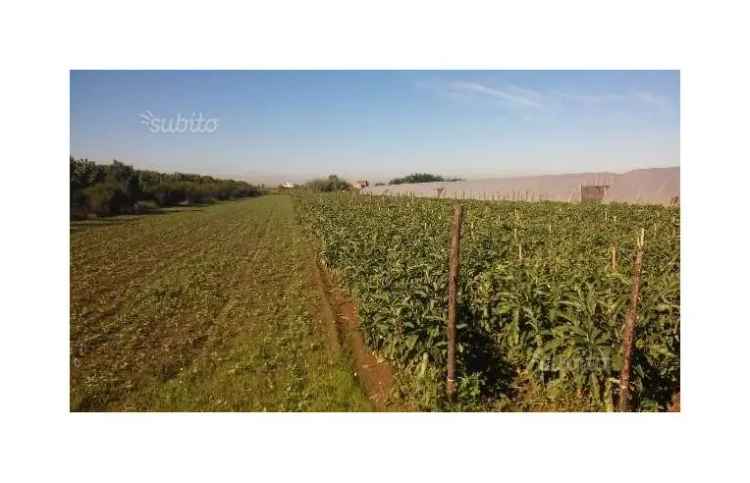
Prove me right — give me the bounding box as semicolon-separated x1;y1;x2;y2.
618;228;645;411
446;205;463;401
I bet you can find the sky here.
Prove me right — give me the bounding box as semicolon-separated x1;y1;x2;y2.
70;70;679;183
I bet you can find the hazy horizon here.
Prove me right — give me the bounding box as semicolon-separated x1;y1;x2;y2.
70;70;679;183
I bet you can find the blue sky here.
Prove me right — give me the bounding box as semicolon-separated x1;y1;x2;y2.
70;70;679;182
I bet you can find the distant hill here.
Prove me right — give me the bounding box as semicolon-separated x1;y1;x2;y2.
363;167;679;205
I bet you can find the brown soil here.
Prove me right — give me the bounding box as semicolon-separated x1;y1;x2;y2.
311;261;394;411
668;392;681;412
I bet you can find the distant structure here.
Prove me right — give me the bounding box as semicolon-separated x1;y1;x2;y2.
581;184;609;202
281;181;296;189
352;180;369;189
362;167;679;205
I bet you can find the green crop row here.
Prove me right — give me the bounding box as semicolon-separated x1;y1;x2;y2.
295;193;680;411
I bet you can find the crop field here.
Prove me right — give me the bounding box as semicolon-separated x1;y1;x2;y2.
296;193;680;411
71;192;680;412
70;196;371;411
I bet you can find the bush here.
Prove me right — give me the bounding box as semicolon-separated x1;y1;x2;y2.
133;200;160;213
70;206;89;220
70;157;265;218
304;175;350;192
83;183;130;216
388;173;464;185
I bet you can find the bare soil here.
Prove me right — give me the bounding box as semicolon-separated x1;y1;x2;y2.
312;262;395;410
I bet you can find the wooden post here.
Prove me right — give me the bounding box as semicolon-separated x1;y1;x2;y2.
446;205;463;401
618;228;645;411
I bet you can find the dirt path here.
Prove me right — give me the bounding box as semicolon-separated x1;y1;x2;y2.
311;261;395;411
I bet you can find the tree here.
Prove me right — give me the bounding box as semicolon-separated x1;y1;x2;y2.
388;173;463;185
304;174;351;192
69;157;264;218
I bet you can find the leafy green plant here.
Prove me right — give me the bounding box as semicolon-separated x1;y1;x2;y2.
295;192;680;411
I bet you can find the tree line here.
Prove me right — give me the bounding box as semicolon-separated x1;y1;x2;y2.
388;173;464;185
70;157;264;218
299;173;465;191
302;175;351;192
